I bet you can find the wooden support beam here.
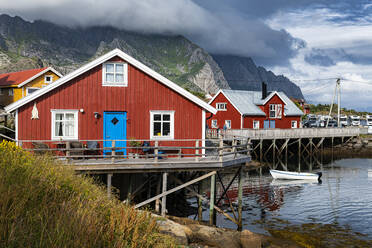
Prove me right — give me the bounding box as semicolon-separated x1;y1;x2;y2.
209;173;216;225
216;172;237;220
161;172;168;216
127;174;132;204
155;175;161;213
219;137;223;162
285;139;288;169
237;166;243;231
111;140;116;164
107;173;113;197
154;141;159;163
135;171;216;209
198;178;203;222
272;139;276;169
170;174;239;225
298;138;301;171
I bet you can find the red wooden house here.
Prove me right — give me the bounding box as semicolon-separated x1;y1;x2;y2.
207;85;303;130
5;49;216;154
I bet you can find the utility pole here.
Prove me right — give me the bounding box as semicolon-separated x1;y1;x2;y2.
337;78;341;128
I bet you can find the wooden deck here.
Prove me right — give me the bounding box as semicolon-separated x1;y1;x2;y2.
70;154;250;173
209;127;363;140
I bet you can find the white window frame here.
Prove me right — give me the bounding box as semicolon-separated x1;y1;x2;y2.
211;119;218;128
26;87;40;95
291;120;297;129
253;120;260;129
150;110;175;140
102;62;128;87
51;110;79;140
269;104;282;118
44;75;53;84
216;102;227;111
225;120;231;129
8;88;13;96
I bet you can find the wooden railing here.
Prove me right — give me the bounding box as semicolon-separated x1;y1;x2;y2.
17;138;251;163
207;127;362;139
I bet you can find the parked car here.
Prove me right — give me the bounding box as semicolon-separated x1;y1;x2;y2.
326;120;338;128
303;116;319;128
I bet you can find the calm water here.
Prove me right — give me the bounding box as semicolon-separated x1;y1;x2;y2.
189;158;372;239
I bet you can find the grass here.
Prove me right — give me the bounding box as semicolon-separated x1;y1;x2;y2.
0;141;175;248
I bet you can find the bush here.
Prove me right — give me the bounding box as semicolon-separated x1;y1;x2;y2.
0;141;175;248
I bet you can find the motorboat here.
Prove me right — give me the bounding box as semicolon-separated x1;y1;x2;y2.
270;170;322;180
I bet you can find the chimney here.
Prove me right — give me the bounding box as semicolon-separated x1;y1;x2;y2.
261;82;267;99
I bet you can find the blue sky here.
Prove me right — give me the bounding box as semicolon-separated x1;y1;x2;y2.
1;0;372;111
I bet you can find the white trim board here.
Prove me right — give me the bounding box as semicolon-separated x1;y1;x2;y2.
208;89;244;116
17;67;63;88
5;49;217;114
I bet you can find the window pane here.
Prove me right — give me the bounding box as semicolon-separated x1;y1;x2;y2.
163;122;170;136
65;121;74;136
153;122;161;136
115;74;124;83
163;114;170;121
154;114;161;121
56;113;64;120
106;73;114;82
55;121;63;136
66;113;74;120
106;64;114;73
116;64;124;73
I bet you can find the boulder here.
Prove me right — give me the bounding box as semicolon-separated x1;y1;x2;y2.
240;229;263;248
187;224;241;248
156;218;190;245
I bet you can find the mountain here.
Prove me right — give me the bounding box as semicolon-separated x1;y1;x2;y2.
0;14;229;94
0;14;303;99
212;55;304;99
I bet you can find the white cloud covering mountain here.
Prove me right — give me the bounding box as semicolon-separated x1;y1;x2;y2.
1;0;372;111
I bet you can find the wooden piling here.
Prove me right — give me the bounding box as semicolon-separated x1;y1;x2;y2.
272;139;276;167
209;173;216;225
155;175;161;213
107;173;113;197
127;174;132;204
198;178;203;222
161;172;168;216
111;140;116;164
298;138;301;171
237;166;244;231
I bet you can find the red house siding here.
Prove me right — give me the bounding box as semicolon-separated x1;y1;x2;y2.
207;93;241;129
210;92;301;129
18;57;203;149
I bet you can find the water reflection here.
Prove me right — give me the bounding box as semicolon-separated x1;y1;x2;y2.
189;158;372;241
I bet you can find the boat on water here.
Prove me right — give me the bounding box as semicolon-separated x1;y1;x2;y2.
270;170;322;180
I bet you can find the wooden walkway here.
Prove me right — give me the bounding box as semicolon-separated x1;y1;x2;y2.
213;127;362;140
71;154;250;173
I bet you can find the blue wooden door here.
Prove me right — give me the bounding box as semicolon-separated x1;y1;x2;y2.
103;112;127;156
264;120;270;129
270;120;275;128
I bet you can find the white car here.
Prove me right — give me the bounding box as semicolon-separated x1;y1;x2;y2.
349;115;360;126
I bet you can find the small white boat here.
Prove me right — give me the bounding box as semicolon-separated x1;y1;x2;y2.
270;170;322;180
270;179;320;186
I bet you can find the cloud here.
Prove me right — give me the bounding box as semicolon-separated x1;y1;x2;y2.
0;0;304;67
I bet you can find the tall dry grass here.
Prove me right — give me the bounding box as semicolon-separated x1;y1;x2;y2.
0;141;175;248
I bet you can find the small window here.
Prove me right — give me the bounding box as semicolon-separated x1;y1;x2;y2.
45;75;53;84
291;121;297;129
150;111;174;140
269;104;282;118
8;89;13;96
216;103;227;111
26;88;39;95
211;119;218;128
253;120;260;129
225;120;231;129
102;62;128;86
51;110;78;140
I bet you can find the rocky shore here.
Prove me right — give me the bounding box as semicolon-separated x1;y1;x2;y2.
154;214;300;248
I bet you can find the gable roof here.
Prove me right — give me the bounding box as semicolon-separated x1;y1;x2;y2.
5;49;217;114
209;89;303;116
0;67;62;87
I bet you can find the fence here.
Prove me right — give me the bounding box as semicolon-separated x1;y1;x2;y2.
18;138;251;164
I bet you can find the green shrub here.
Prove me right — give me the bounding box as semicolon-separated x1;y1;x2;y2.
0;141;175;248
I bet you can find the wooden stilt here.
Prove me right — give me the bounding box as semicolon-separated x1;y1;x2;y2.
209;173;216;225
127;174;132;204
298;138;301;172
259;139;263;175
155;175;161;213
272;139;276;168
285;139;288;170
161;172;168;216
309;138;313;171
198;178;203;222
237;166;244;231
107;173;113;197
